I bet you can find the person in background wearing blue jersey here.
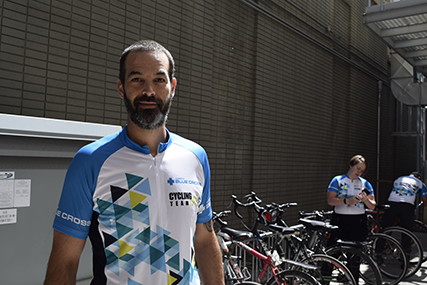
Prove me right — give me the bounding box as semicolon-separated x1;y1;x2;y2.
44;40;224;285
327;155;377;245
380;171;427;251
326;155;377;283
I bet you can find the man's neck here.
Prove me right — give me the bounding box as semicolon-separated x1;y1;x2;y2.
126;122;167;157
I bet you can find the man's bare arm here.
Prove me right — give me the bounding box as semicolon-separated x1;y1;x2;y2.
44;230;86;285
194;219;224;285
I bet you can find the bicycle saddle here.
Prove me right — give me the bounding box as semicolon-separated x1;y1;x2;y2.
298;218;339;231
268;224;297;235
336;239;368;247
221;227;254;241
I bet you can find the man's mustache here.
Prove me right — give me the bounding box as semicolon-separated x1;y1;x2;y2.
134;95;163;106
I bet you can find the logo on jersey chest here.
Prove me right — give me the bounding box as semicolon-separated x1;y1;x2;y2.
167;177;202;186
167;177;202;207
169;192;192;207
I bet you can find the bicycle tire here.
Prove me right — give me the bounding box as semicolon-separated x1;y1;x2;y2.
367;233;407;285
412;220;427;262
235;282;262;285
382;226;423;277
325;245;382;285
300;253;356;285
265;269;319;285
413;219;427;233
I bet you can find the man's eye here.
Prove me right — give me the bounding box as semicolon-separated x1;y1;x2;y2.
155;78;166;82
131;78;141;82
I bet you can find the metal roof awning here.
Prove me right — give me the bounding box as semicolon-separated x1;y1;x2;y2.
364;0;427;77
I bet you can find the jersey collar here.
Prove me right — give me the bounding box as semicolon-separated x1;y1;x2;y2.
120;125;172;155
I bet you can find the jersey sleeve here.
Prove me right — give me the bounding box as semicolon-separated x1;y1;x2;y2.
328;176;340;193
420;183;427;198
53;149;97;239
363;179;374;195
196;151;212;224
170;132;213;224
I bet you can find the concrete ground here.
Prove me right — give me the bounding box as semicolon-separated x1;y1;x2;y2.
399;231;427;285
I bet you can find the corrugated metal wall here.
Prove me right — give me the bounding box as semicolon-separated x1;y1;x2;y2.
0;0;415;227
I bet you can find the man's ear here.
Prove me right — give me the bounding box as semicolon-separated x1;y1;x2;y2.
171;78;177;97
117;79;124;99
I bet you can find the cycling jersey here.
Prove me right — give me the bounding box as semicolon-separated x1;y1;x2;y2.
388;175;427;205
53;126;211;285
328;174;374;215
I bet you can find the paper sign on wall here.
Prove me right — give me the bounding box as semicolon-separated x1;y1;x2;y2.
0;172;31;209
0;209;17;225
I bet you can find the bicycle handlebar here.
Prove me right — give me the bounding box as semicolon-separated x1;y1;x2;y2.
299;210;333;220
212;210;232;226
232;194;263;219
232;193;298;224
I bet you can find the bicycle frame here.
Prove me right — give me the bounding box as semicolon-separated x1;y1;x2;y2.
232;239;283;283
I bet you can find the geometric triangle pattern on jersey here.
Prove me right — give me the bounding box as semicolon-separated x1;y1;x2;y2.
114;204;132;221
129;190;147;209
128;278;143;285
97;199;112;214
165;235;179;255
168;270;183;285
98;173;197;282
103;232;118;248
119;239;135;258
167;252;180;271
126;173;144;190
135;226;152;244
110;185;128;203
182;258;192;284
134;178;151;195
150;245;167;274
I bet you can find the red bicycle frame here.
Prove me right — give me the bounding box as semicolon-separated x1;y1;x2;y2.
234;240;282;283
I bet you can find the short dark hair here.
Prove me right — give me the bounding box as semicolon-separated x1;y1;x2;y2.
411;172;422;180
349;155;368;176
119;40;175;86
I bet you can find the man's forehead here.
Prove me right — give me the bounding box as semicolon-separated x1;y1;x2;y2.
128;50;168;66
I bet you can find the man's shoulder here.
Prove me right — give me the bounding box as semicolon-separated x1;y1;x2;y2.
170;132;205;152
75;130;123;161
169;132;209;166
395;175;417;183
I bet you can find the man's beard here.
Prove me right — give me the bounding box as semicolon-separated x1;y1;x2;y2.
123;91;173;130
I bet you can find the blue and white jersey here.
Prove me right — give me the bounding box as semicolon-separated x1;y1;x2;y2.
328;174;374;215
53;127;212;285
388;175;427;205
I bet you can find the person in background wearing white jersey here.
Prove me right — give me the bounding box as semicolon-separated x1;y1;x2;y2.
327;155;377;244
380;172;427;251
326;155;377;283
44;40;224;285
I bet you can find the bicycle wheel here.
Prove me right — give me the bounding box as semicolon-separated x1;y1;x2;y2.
265;269;319;285
326;245;382;285
412;220;427;262
367;233;407;285
236;282;262;285
382;226;423;277
413;219;427;233
300;253;356;285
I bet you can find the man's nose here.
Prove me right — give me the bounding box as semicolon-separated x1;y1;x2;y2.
142;82;155;96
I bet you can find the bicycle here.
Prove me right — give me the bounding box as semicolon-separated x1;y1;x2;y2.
411;201;427;262
214;207;320;285
366;205;423;278
294;213;382;285
231;193;354;285
214;210;261;285
298;210;408;285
